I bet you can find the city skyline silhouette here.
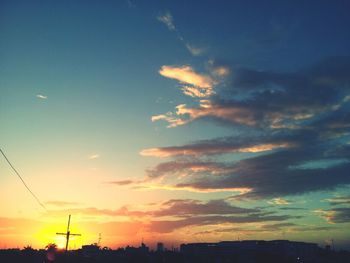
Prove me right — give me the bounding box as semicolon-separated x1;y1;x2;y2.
1;0;350;258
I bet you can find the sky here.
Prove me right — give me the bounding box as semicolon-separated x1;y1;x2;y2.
0;0;350;250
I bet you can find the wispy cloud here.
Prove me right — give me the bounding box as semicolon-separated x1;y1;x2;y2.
268;198;290;205
185;43;206;56
157;12;175;31
88;154;100;160
36;94;47;99
326;195;350;206
140;142;292;157
107;180;135;186
157;11;206;57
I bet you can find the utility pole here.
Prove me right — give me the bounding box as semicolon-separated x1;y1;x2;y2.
98;233;102;247
56;215;81;251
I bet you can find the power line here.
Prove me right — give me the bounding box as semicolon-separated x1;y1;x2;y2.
0;148;47;211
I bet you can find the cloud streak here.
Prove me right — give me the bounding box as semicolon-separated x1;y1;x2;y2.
157;11;206;57
159;65;216;98
157;12;175;31
36;94;47;99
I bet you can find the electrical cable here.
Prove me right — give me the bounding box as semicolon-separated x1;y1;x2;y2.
0;148;47;211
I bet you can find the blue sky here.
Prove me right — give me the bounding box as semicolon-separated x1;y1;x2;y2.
0;0;350;249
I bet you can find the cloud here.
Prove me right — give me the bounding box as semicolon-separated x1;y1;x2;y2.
147;214;300;233
268;198;290;205
88;154;100;160
36;94;47;99
326;195;350;206
157;12;176;31
185;43;206;56
260;222;296;231
141;56;350;200
151;111;188;128
157;11;206;57
278;207;307;211
139;141;350;198
192;223;334;236
173;147;350;198
152;199;259;217
260;223;335;232
157;66;217;100
316;208;350;223
141;142;292;158
154;57;350;129
145;161;234;178
47;198;262;219
107;180;136;186
181;85;212;98
159;65;215;89
211;66;230;77
46;198;306;234
140;131;307;158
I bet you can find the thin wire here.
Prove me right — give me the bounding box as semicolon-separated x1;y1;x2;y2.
0;148;47;211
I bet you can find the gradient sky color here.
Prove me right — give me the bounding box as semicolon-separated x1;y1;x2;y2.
1;0;350;250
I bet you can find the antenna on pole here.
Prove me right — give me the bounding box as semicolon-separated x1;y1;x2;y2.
56;215;81;251
98;233;102;247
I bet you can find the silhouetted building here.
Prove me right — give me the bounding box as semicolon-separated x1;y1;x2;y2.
181;240;320;261
125;242;149;254
82;243;100;257
156;242;164;252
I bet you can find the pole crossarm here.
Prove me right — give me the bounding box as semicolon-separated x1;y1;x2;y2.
55;215;81;251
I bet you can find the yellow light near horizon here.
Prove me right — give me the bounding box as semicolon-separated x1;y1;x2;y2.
34;220;83;250
55;236;66;249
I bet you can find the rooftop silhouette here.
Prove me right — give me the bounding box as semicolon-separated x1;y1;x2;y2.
0;239;349;263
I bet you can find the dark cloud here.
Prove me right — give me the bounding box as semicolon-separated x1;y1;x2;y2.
147;214;300;233
153;56;350;129
139;125;350;197
260;222;296;231
45;198;304;233
259;223;336;232
147;161;234;178
142;128;318;158
278;207;307;211
140;129;350;198
193;224;335;236
175;146;350;199
136;56;350;211
322;207;350;223
327;195;350;206
140;144;350;199
153;199;258;217
48;199;259;218
292;226;336;232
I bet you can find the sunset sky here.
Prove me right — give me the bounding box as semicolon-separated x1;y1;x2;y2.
1;0;350;250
